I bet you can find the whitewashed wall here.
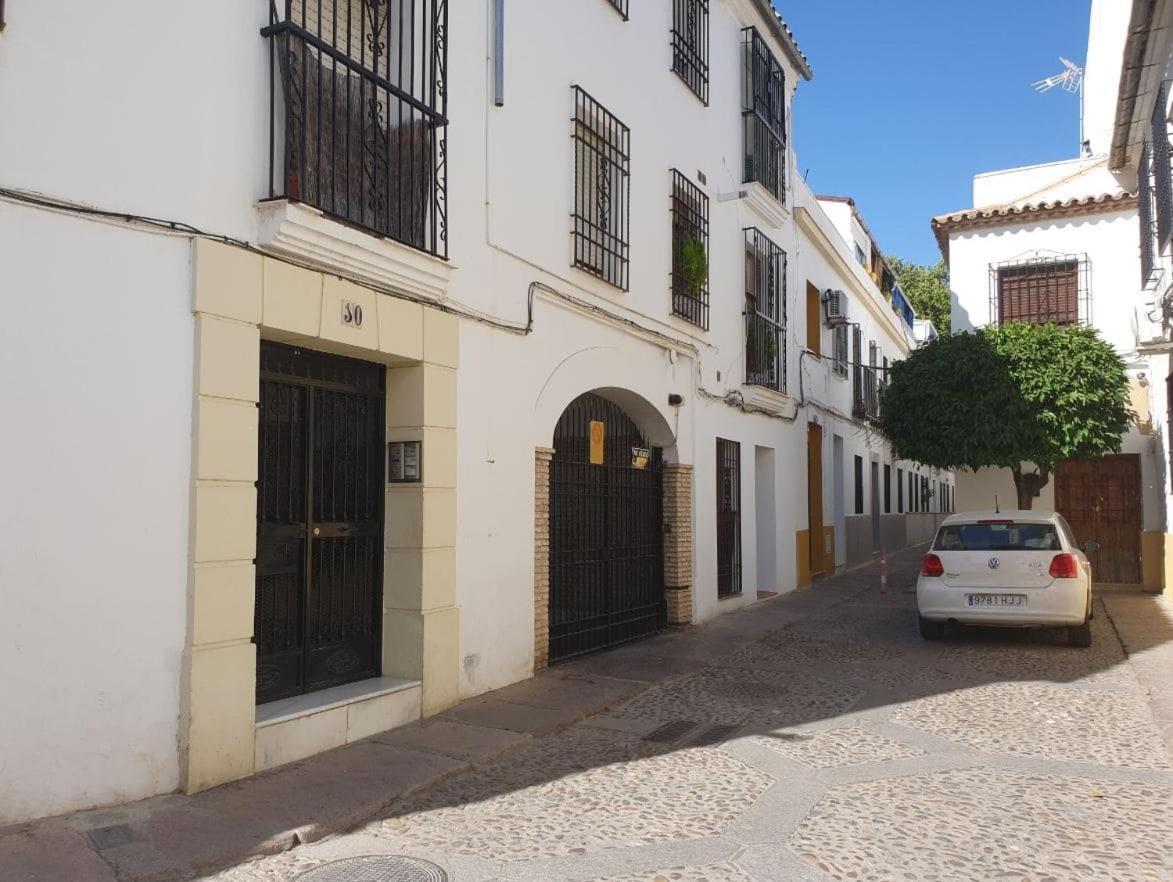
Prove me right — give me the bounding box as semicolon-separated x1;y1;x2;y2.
972;158;1132;209
0;210;194;825
449;0;813;688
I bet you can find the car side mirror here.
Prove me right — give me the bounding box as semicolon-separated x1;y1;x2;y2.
1081;540;1100;555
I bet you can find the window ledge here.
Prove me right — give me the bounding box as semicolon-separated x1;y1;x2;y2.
256;676;420;728
741;181;790;229
256;199;452;302
741;384;797;415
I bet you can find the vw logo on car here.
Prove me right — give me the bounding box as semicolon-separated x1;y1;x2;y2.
988;557;1000;570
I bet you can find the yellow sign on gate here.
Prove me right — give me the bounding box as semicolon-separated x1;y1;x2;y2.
589;420;605;465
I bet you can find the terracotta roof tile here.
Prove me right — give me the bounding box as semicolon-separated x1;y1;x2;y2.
931;192;1137;261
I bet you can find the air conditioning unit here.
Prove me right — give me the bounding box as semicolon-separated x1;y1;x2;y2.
822;289;848;326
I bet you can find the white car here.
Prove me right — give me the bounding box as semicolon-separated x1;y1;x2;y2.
917;511;1096;647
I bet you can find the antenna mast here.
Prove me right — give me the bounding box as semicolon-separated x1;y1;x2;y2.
1033;57;1086;155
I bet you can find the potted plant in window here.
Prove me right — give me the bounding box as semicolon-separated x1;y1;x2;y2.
680;235;708;295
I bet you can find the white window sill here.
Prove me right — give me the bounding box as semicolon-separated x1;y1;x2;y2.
741;181;790;229
741;384;797;415
256;199;453;302
256;676;420;728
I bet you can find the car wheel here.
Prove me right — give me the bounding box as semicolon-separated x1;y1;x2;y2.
919;616;944;641
1067;619;1092;648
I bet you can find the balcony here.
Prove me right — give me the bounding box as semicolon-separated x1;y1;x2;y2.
263;0;448;260
741;28;787;204
744;228;786;392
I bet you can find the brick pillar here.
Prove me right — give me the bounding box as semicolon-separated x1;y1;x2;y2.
663;463;694;625
534;447;554;671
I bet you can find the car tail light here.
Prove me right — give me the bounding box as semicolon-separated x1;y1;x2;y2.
922;554;944;578
1049;553;1079;579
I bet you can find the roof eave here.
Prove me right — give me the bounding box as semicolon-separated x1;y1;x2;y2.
749;0;813;81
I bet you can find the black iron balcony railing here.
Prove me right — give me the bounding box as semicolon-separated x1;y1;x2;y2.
744;228;786;391
263;0;448;259
863;367;879;420
742;28;786;203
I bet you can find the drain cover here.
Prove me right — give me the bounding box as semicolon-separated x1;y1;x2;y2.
295;856;448;882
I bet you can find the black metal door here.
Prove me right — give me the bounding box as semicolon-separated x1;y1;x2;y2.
255;342;385;704
716;438;742;597
549;393;665;663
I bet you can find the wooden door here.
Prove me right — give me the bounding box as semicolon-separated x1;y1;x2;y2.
806;282;822;355
1056;455;1142;584
807;423;826;574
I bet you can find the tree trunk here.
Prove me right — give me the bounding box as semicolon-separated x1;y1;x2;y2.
1010;466;1050;511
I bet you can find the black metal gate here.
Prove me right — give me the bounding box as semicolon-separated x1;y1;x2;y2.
255;342;385;704
716;438;742;597
549;393;666;663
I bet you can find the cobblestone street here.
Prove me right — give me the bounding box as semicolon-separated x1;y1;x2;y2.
200;548;1173;882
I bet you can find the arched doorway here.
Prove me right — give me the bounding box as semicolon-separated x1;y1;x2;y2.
549;392;666;663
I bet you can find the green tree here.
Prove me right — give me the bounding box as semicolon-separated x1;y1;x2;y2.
889;256;952;334
878;323;1132;509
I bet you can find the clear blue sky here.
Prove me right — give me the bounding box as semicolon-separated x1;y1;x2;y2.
777;0;1092;266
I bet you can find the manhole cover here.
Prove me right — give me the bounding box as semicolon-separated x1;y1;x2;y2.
294;856;448;882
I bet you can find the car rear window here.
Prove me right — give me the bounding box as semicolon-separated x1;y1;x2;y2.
934;522;1061;551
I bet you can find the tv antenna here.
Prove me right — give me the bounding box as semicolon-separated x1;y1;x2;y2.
1033;57;1088;155
1032;57;1084;94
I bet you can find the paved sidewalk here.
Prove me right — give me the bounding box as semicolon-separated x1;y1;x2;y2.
4;548;1173;881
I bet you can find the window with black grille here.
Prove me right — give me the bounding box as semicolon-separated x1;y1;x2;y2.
572;87;631;290
897;467;904;513
672;0;709;104
991;255;1089;327
851;325;864;415
744;228;786;391
832;324;849;377
1140;143;1156;285
606;0;628;19
1153;80;1172;249
716;438;742;597
742;28;787;203
853;456;864;515
865;342;879;420
671;169;710;328
883;464;891;514
263;0;449;258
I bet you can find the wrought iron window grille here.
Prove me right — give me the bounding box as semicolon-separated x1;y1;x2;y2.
1152;80;1173;250
606;0;628;20
832;324;849;377
741;28;787;203
571;87;631;290
743;228;786;392
671;169;710;329
863;341;880;421
850;324;864;416
989;252;1091;327
262;0;449;259
1140;143;1157;286
672;0;710;104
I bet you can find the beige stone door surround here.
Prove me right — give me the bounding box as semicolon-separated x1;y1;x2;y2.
182;239;460;793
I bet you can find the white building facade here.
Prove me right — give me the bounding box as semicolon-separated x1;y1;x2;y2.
0;0;946;826
932;0;1168;590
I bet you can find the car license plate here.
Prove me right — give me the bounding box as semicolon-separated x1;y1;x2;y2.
966;594;1026;608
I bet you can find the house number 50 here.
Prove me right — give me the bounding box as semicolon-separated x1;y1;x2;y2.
341;300;364;328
